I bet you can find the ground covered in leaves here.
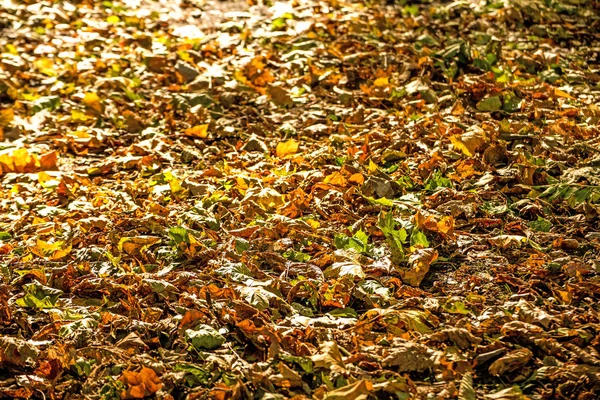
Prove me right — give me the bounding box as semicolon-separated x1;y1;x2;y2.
1;0;600;398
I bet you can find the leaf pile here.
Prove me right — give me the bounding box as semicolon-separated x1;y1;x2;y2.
1;0;600;398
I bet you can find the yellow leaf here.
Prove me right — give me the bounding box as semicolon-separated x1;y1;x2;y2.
373;77;389;87
12;148;37;173
368;159;378;173
31;239;71;261
236;176;249;192
450;131;486;157
34;58;56;77
554;88;576;100
306;218;320;229
106;15;120;24
82;92;102;114
185;124;209;138
324;171;347;186
255;187;285;211
118;236;161;255
276;139;299;158
0;108;14;127
38;171;60;188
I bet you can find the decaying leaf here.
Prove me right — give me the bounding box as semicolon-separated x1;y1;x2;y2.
322;379;373;400
488;348;533;376
311;341;346;373
1;0;599;398
397;248;438;286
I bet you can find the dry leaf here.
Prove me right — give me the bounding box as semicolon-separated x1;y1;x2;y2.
398;248;438;286
83;92;103;114
185;124;209;138
119;367;162;399
488;348;533;376
323;379;373;400
276;139;299;158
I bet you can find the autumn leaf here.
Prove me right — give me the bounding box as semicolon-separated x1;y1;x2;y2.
0;107;14;127
119;367;162;399
30;239;71;260
398;248;438;286
118;236;161;255
450;128;487;157
268;86;294;107
311;341;346;373
82;92;103;114
276;139;299;158
322;379;373;400
185;124;209;138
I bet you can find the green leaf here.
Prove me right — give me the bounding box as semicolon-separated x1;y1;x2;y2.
235;238;250;254
476;96;502;112
0;232;12;241
328;307;358;318
174;363;212;387
502;91;522;112
410;229;429;248
424;170;453;191
378;212;407;262
31;96;60;114
168;226;190;245
529;216;552;232
185;325;225;350
334;230;369;254
214;262;253;282
15;281;63;309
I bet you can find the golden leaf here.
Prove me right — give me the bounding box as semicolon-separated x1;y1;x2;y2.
118;236;161;255
323;379;373;400
185;124;209;138
276;139;299;158
399;248;438;286
31;239;71;261
324;171;347;186
82;92;103;114
373;77;389;87
0;108;14;127
450;130;487;157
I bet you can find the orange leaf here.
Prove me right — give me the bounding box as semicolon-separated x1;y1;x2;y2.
0;108;14;127
119;367;162;399
185;124;209;138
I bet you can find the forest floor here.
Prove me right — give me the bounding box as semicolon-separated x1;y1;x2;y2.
1;0;600;399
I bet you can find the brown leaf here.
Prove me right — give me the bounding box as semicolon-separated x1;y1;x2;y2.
310;341;346;372
398;248;438;286
322;379;373;400
488;348;533;376
268;86;294;107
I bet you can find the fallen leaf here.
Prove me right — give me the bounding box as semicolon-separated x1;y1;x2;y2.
119;367;162;399
82;92;103;114
276;139;299;158
185;124;209;138
323;379;373;400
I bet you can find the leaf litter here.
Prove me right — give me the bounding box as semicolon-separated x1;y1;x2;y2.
1;0;600;398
